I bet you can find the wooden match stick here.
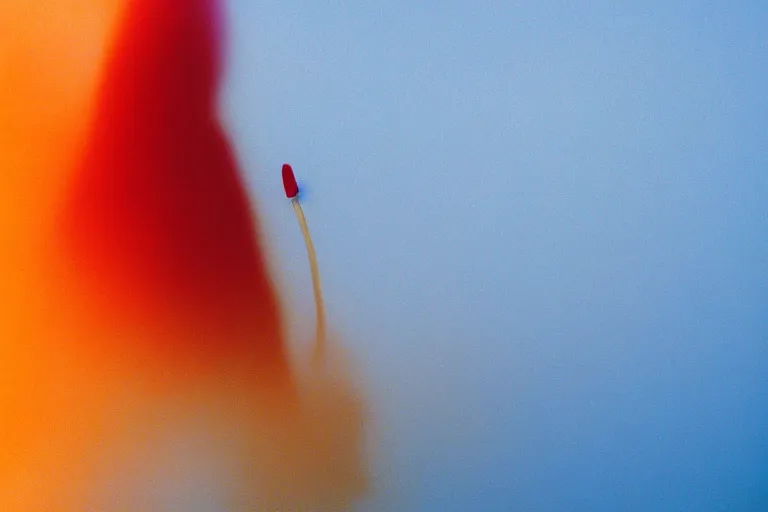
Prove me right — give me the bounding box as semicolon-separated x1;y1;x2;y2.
282;163;326;363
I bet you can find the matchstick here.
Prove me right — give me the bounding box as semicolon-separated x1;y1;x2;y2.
282;164;326;364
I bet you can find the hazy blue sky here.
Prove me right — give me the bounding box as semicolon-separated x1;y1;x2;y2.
222;2;766;510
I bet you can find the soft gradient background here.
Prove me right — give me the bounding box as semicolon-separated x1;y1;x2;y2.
221;2;767;511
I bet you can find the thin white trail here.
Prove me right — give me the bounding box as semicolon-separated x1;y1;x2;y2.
283;164;326;366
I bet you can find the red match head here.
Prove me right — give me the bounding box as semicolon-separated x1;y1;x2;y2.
282;163;299;198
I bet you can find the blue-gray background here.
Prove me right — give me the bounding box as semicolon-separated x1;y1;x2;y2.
221;2;767;510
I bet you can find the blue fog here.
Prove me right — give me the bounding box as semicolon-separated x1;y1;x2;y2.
221;2;767;510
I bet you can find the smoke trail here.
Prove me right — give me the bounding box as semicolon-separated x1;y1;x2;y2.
1;0;368;509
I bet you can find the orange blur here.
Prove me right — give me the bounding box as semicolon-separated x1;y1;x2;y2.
1;1;124;507
1;0;366;509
